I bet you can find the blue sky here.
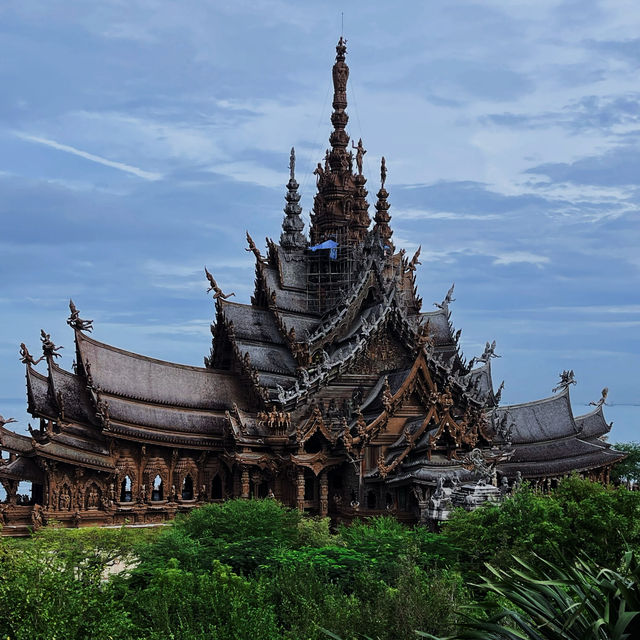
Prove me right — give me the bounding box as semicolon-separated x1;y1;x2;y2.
0;1;638;441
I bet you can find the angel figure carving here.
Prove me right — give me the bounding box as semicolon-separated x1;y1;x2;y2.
19;343;44;366
245;232;266;263
351;138;366;175
434;283;455;309
552;369;576;393
406;246;421;273
590;387;609;407
204;267;235;300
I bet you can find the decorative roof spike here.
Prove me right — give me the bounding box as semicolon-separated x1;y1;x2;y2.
19;342;44;367
589;387;609;407
552;369;576;393
204;267;235;301
373;156;394;250
67;299;93;333
280;147;306;251
40;329;63;360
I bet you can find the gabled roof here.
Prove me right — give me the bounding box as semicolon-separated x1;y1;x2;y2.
419;308;455;346
468;361;494;401
49;363;98;425
104;394;228;435
496;387;580;444
0;425;34;455
26;367;57;417
574;404;611;439
76;331;242;410
220;302;285;345
0;456;43;482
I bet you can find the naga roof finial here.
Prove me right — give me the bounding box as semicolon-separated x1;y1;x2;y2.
67;299;93;333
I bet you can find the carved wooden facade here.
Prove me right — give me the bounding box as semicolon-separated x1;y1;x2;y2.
0;39;624;534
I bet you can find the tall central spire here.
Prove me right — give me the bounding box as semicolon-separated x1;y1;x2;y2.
309;38;371;246
329;36;350;168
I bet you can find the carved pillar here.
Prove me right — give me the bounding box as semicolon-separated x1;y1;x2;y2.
6;480;17;505
250;470;261;498
233;468;241;498
296;468;305;512
319;470;329;517
241;467;250;499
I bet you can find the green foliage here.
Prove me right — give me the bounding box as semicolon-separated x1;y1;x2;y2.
419;551;640;640
0;528;138;640
128;558;280;639
136;498;303;576
442;476;640;576
611;442;640;484
5;484;635;640
268;545;370;586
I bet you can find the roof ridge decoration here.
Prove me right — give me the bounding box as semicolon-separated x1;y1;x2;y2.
67;299;93;333
280;147;307;251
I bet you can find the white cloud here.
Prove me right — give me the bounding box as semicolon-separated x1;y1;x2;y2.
14;133;163;181
492;251;550;267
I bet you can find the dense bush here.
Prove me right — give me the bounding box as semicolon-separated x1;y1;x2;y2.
1;478;638;639
442;475;640;576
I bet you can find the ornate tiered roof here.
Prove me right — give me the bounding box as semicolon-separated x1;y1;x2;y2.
0;38;624;533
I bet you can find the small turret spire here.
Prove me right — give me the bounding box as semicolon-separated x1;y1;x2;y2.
280;147;306;251
373;156;393;250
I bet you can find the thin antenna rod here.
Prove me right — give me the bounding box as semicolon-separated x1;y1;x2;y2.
341;12;344;37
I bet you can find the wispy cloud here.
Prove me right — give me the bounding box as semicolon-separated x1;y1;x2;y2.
14;133;163;181
492;251;550;267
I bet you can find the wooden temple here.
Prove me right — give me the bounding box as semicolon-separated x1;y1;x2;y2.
0;38;624;534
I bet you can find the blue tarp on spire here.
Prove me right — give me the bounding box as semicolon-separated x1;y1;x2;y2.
309;239;339;259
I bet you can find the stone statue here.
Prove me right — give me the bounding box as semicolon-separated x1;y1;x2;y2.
19;343;44;366
463;448;493;484
351;138;366;175
40;330;63;359
67;299;94;332
204;267;235;300
514;471;523;489
380;156;387;188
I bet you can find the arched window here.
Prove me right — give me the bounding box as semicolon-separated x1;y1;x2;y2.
18;481;32;505
211;475;223;500
181;474;193;500
0;483;6;502
120;475;133;502
151;475;163;501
